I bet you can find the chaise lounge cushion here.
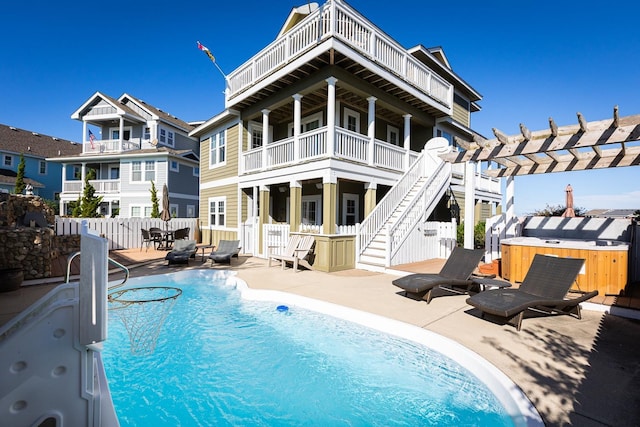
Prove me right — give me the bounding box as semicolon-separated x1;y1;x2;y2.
165;239;197;265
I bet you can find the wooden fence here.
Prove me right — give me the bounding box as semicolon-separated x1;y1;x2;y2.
54;217;199;250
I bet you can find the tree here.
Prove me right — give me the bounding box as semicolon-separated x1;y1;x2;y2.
456;221;486;248
79;178;103;217
14;154;26;194
150;181;160;218
71;196;82;217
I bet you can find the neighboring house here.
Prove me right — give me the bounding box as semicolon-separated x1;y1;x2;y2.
585;209;640;219
0;124;81;199
191;0;502;271
48;92;200;218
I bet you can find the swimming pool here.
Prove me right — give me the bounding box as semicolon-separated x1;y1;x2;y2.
102;270;541;426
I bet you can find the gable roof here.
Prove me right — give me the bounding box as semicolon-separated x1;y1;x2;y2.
0;124;82;158
0;168;44;188
71;91;196;134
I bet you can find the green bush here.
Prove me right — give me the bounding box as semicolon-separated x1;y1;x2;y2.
457;221;486;248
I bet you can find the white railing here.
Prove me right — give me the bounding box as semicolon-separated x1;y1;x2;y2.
299;127;328;159
335;128;368;162
243;126;415;174
55;217;199;250
387;159;450;260
82;138;142;154
227;0;452;108
62;179;120;194
358;151;425;254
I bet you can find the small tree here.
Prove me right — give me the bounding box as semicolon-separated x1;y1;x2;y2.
71;196;82;217
14;154;26;194
531;204;585;217
456;221;486;248
79;178;103;217
150;181;160;218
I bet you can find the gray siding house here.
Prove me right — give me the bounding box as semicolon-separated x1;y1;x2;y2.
48;92;200;218
0;124;81;199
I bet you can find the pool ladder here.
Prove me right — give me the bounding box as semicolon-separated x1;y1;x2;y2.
65;251;129;289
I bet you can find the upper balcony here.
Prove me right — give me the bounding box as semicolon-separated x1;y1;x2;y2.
82;138;155;155
226;0;453;114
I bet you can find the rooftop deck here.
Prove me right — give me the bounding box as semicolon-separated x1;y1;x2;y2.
2;249;639;426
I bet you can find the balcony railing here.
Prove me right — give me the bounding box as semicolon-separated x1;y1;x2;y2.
243;126;416;174
82;138;143;154
227;0;453;109
63;179;121;194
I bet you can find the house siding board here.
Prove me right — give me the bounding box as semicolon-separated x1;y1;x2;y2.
201;123;239;182
452;101;470;127
167;165;199;196
200;184;238;228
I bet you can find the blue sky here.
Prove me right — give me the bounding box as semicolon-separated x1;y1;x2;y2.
1;0;638;215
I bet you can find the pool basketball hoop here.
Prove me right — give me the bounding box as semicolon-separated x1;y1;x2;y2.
108;287;182;355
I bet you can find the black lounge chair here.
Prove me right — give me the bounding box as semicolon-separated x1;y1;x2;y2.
392;247;486;303
466;254;598;331
208;240;240;264
165;239;197;265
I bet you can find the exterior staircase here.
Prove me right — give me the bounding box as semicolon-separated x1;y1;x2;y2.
356;138;452;271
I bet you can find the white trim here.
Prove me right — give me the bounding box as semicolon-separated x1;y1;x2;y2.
342;193;359;225
208;129;227;169
208;196;227;227
200;175;239;189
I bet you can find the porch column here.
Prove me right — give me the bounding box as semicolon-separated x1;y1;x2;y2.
463;161;476;249
364;182;377;217
367;96;376;165
258;185;270;256
289;181;302;232
322;179;337;235
403;114;412;170
238;120;244;175
261;109;270;170
505;176;516;238
119;117;124;144
81;162;87;192
326;77;337;157
293;94;303;162
60;164;67;214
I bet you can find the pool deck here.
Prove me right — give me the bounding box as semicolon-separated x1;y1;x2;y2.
2;249;640;427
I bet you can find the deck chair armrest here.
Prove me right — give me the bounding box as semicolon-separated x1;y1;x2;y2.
543;290;599;308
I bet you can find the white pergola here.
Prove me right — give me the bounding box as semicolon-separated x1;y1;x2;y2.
441;106;640;247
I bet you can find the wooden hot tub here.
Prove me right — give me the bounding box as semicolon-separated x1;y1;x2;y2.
501;237;629;296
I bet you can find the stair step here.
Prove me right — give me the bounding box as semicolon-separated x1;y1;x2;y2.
359;254;386;266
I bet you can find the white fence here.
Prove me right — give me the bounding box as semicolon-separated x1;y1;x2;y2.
55;217;199;250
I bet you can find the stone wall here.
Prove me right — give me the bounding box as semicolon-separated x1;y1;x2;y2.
0;194;79;279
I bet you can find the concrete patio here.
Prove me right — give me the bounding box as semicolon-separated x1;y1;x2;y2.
2;248;639;427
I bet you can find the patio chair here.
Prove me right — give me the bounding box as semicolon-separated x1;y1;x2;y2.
140;229;154;251
466;254;598;331
208;240;241;264
174;227;189;240
268;234;301;267
271;235;315;272
165;239;197;266
392;247;486;303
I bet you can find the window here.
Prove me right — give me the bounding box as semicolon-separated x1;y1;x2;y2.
387;125;400;146
73;166;81;179
170;204;178;218
287;112;323;136
343;107;360;133
209;130;226;167
159;128;175;147
170;160;179;172
301;195;322;225
167;131;174;147
251;128;263;149
143;126;151;140
39;161;46;174
342;193;359;226
109;166;120;179
186;205;195;218
159;129;166;144
193;167;200;177
3;155;13;167
131;160;155;182
110;127;131;140
131;206;153;218
209;197;226;227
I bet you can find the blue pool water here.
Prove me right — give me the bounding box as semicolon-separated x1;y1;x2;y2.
102;270;517;426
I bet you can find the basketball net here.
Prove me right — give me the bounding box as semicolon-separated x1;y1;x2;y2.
108;287;182;355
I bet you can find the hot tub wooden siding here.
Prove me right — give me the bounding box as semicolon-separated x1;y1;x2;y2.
501;241;628;296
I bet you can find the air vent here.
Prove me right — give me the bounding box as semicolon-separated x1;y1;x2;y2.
9;126;17;131
32;132;39;136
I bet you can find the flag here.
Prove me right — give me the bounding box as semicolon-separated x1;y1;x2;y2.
197;41;215;63
88;129;95;149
